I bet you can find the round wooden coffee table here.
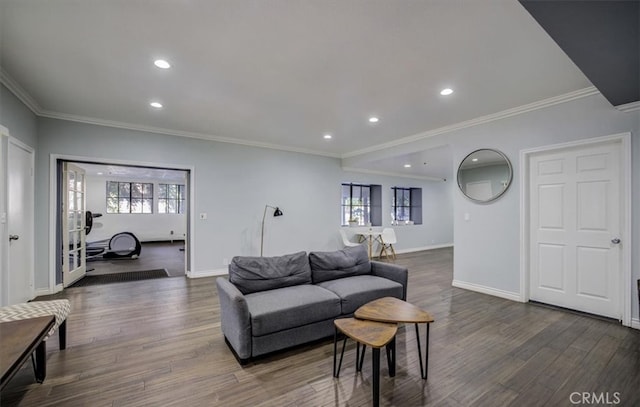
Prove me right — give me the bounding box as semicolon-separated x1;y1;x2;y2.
333;317;397;407
355;296;434;379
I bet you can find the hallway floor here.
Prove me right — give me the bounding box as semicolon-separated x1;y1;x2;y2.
86;240;185;277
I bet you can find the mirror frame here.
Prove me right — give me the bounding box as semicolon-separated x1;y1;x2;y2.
457;148;513;203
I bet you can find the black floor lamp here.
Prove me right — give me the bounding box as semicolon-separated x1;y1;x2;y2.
260;205;283;256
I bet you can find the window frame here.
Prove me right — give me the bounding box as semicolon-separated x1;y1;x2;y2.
106;181;154;214
391;186;422;225
157;183;186;214
341;183;382;226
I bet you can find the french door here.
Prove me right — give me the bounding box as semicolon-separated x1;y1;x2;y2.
62;162;87;287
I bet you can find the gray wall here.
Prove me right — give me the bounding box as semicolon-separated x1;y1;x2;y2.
0;84;37;147
33;117;453;288
346;92;640;321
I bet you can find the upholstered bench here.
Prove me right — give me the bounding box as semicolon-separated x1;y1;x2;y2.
0;299;71;350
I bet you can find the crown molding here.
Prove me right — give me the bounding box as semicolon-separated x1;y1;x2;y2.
35;110;341;159
341;166;445;182
2;67;602;161
342;86;600;159
615;101;640;113
0;67;43;115
1;68;340;158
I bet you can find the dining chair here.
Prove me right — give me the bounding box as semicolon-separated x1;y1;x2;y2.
379;228;397;259
339;229;361;248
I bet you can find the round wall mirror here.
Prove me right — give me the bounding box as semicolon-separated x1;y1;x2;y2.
457;149;512;203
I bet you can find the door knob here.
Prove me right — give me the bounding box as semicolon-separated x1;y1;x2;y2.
9;235;19;241
611;238;621;244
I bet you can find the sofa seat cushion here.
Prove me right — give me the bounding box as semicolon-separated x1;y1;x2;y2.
245;285;341;336
317;275;404;315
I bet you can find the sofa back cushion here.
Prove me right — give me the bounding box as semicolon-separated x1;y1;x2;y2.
309;245;371;283
229;251;311;294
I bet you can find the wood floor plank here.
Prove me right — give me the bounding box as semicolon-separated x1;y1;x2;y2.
2;247;639;406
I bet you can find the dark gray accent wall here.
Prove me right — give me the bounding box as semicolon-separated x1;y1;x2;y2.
370;185;382;226
520;0;640;107
410;187;422;225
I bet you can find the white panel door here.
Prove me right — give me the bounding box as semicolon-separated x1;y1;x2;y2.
62;162;87;287
529;142;621;318
7;138;34;304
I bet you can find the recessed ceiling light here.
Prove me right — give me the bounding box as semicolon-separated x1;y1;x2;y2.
440;88;454;96
150;101;163;109
368;116;379;123
472;158;479;162
323;134;332;140
404;164;411;168
97;172;103;175
154;59;171;69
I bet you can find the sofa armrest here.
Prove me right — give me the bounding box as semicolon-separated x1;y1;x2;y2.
216;277;252;361
370;261;408;300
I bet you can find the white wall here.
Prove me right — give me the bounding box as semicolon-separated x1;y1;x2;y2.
83;175;187;242
346;91;640;323
33;117;453;288
341;170;454;250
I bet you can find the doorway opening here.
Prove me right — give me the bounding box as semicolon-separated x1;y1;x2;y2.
55;159;192;287
520;133;632;326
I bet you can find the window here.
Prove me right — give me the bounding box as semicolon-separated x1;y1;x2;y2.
391;187;422;225
158;184;186;214
106;181;153;214
392;187;411;222
341;183;382;226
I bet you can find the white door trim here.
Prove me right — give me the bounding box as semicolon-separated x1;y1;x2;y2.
519;132;632;326
0;125;8;306
47;153;196;294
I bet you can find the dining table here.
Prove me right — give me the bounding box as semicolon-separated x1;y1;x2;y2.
350;226;384;259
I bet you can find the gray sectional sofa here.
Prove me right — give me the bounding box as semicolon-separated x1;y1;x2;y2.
216;244;408;363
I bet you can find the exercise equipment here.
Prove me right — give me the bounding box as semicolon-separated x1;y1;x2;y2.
85;211;142;260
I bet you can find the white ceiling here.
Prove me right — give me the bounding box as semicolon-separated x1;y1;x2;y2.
76;163;188;182
0;0;593;179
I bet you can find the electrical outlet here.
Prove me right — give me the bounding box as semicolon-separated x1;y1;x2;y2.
170;230;174;235
223;258;229;266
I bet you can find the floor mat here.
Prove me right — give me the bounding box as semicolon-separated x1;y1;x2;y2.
68;269;169;287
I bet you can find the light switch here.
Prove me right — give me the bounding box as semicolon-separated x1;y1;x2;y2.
0;212;6;224
199;213;207;220
464;213;470;221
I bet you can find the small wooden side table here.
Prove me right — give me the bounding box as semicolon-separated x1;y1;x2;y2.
355;297;434;379
1;315;55;390
333;318;397;407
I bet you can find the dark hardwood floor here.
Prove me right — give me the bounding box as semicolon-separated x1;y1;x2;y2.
87;241;185;277
2;247;639;406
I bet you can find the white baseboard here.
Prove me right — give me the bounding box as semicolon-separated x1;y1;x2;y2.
34;283;63;298
452;279;522;302
631;318;640;330
34;287;52;297
187;268;228;279
394;243;453;255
